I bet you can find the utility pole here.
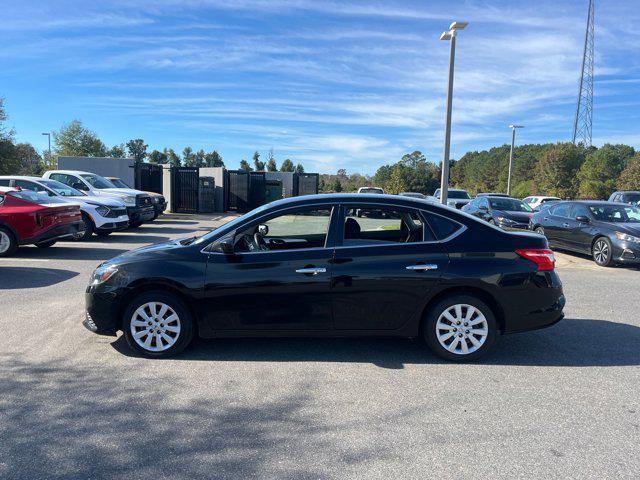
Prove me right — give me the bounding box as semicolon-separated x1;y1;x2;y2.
41;132;51;164
507;125;524;196
439;21;468;205
572;0;595;147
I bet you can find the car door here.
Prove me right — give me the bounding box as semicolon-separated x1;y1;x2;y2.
202;205;337;332
545;203;572;248
569;204;596;252
331;203;448;331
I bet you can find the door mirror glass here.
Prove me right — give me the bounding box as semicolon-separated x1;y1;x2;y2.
257;224;269;236
212;238;234;254
575;215;590;223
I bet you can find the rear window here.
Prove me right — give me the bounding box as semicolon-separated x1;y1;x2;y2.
448;191;470;199
425;213;463;240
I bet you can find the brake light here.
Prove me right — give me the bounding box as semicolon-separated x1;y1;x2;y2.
515;248;555;271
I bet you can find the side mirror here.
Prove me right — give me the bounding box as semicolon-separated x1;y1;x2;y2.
576;215;590;223
479;205;488;211
212;238;234;254
257;224;269;236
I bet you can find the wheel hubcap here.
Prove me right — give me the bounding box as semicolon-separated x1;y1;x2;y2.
436;304;488;355
130;302;181;352
594;241;609;264
0;231;10;254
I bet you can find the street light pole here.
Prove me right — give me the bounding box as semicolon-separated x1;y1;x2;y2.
41;132;51;161
507;125;524;196
439;21;468;205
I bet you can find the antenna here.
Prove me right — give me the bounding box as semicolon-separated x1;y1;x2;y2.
572;0;595;147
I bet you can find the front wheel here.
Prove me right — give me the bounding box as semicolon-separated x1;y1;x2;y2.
0;227;18;257
592;237;614;267
35;240;56;248
123;291;195;358
423;295;497;362
535;226;545;236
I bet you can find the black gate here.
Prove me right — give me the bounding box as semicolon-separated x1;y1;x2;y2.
294;173;319;196
135;163;163;194
248;172;266;210
199;177;216;213
171;167;199;213
226;170;250;212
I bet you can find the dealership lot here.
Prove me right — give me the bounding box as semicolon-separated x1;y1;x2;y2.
0;214;638;479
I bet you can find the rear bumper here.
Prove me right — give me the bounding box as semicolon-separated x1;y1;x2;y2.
127;206;155;224
20;221;84;245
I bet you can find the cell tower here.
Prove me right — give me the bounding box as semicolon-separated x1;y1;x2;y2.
572;0;595;147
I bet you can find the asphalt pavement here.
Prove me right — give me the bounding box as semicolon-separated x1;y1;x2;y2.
0;214;638;479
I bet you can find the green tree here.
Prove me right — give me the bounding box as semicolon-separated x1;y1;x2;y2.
108;144;126;158
577;144;634;199
126;139;148;164
53;120;107;157
280;159;294;172
253;151;265;171
166;148;181;167
266;149;277;171
294;163;305;174
617;153;640;191
148;149;168;164
533;143;585;198
239;159;253;171
13;143;43;175
400;150;427;168
0;99;20;175
385;164;408;194
204;150;224;167
333;179;343;192
182;147;196;167
195;149;206;168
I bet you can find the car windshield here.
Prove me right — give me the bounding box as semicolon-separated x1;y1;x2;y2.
489;198;532;212
80;174;116;189
109;178;130;188
589;205;640;223
359;188;383;194
9;190;67;204
39;179;84;196
448;191;470;199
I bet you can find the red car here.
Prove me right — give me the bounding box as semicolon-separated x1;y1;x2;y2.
0;187;83;257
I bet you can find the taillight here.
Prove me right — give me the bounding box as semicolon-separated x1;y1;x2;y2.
515;248;555;271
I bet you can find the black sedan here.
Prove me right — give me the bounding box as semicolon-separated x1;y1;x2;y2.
530;200;640;267
85;194;564;361
462;196;533;230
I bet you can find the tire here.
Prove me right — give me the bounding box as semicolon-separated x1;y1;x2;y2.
123;291;195;358
73;213;94;241
592;236;614;267
535;226;545;236
0;226;18;257
423;294;498;362
35;240;56;248
94;229;112;237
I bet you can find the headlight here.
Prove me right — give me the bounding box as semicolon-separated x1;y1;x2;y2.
91;264;118;285
497;216;515;224
95;206;110;216
122;196;136;205
615;232;640;243
152;197;160;203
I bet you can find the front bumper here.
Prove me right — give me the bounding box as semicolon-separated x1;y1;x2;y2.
21;221;84;245
85;289;121;336
153;202;167;216
127;206;155;224
94;214;130;230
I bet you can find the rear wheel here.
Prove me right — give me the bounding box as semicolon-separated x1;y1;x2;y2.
123;291;195;358
592;237;614;267
73;213;94;241
423;294;497;362
0;227;18;257
35;240;56;248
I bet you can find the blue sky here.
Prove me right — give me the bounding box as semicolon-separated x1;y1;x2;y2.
1;0;639;174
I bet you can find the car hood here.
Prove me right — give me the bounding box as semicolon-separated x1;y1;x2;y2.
66;196;125;208
105;238;194;266
494;210;532;223
101;187;146;196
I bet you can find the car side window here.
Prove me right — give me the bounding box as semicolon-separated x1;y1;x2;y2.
0;179;10;187
550;203;571;218
424;213;463;240
15;180;52;196
343;206;425;246
572;204;590;218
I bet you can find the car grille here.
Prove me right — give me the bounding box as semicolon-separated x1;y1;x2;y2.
136;194;153;207
104;208;127;218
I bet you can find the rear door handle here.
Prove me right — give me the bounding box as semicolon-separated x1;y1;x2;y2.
406;264;438;271
295;267;326;275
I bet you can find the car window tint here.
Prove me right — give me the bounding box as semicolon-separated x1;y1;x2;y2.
264;209;331;237
0;179;10;186
551;203;571;217
572;204;590;217
343;206;424;245
15;180;51;195
423;213;462;240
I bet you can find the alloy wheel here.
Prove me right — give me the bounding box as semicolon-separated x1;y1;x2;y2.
535;227;545;236
130;302;181;352
435;304;488;355
0;230;10;254
593;239;610;265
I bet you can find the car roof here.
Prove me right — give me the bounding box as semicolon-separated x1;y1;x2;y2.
45;170;94;175
555;200;631;207
612;190;640;194
262;193;454;209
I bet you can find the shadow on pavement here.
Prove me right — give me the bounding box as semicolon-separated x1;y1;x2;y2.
0;267;79;289
111;318;640;369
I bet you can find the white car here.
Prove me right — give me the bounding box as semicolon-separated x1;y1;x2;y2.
522;196;561;210
357;187;385;194
43;170;155;227
0;176;130;239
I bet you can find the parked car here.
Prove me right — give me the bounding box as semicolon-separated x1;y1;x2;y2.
0;187;83;256
433;188;472;209
85;193;564;361
399;192;426;199
462;196;533;230
43;170;155;227
532;200;560;212
608;191;640;206
523;196;561;210
476;193;509;198
529;200;640;267
357;187;385;194
105;177;167;220
0;176;129;239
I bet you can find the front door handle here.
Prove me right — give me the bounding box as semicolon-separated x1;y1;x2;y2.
406;264;438;271
295;267;326;275
562;223;570;228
